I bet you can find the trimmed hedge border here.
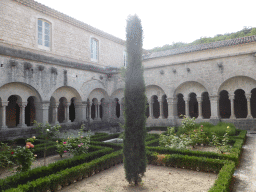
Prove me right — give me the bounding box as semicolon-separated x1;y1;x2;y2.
2;129;247;192
146;127;168;132
4;150;123;192
90;133;120;142
0;146;113;191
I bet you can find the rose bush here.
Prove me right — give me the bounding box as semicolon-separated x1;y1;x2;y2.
33;121;61;166
0;142;15;170
12;137;37;172
56;124;91;157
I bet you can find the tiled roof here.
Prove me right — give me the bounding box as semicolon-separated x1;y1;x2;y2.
143;35;256;60
13;0;125;45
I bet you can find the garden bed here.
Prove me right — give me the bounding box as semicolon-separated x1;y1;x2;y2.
0;153;74;179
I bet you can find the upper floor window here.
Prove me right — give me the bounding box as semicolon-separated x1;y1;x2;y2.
123;51;127;67
91;38;98;61
38;19;51;50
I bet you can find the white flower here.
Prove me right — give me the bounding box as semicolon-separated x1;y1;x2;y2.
46;129;49;132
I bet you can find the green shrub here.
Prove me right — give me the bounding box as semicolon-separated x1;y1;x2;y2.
195;122;214;128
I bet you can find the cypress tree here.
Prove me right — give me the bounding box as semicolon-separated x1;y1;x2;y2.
123;15;147;186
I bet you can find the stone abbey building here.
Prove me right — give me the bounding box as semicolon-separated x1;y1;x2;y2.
1;0;256;140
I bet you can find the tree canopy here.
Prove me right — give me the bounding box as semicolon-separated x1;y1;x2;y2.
148;26;256;53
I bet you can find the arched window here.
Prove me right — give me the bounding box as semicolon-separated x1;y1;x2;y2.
38;19;51;50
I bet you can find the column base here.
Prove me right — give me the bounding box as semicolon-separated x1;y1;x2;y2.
0;125;8;129
52;121;59;125
246;115;253;119
63;120;71;123
229;116;236;120
209;117;220;125
17;124;27;128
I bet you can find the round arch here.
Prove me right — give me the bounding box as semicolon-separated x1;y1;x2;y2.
81;79;107;100
0;82;42;102
174;81;208;99
145;85;166;102
218;76;256;95
51;86;82;103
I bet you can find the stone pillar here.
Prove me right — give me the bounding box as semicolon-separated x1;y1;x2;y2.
197;97;203;119
229;94;235;119
64;102;71;123
110;99;116;122
95;103;101;121
73;102;83;122
18;102;27;128
184;97;190;118
53;102;59;124
167;98;178;119
209;95;220;121
37;101;50;124
246;94;253;119
81;102;88;122
208;95;220;125
120;100;124;119
158;99;164;119
88;101;93;122
0;102;8;129
149;101;155;119
102;100;109;122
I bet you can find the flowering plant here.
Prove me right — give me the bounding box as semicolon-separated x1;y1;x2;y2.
68;128;91;156
55;124;91;157
210;126;232;153
12;137;37;172
180;115;196;132
159;127;191;149
0;142;15;170
56;140;71;158
33;121;61;166
188;125;209;147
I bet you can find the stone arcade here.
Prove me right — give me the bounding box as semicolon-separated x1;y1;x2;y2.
1;0;256;140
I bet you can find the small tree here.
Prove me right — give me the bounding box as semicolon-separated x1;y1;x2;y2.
123;15;147;186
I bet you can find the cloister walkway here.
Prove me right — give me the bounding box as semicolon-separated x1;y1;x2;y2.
232;131;256;192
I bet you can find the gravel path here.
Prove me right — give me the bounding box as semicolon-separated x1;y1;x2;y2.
232;131;256;192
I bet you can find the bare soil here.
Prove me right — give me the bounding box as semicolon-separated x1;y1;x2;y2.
60;164;217;192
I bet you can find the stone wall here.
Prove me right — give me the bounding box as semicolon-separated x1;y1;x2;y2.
0;0;125;68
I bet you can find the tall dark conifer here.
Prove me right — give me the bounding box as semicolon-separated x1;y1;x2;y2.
123;15;147;185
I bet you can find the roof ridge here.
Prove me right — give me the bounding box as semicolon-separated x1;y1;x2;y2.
143;35;256;59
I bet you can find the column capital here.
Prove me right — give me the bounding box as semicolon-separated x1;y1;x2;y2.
197;97;202;102
35;101;50;109
64;102;71;107
245;93;251;100
166;98;177;105
228;94;235;100
18;102;27;107
184;97;190;102
1;101;9;107
52;102;59;108
74;102;83;107
209;95;219;101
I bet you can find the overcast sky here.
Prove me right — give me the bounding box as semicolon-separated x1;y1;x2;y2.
35;0;256;50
